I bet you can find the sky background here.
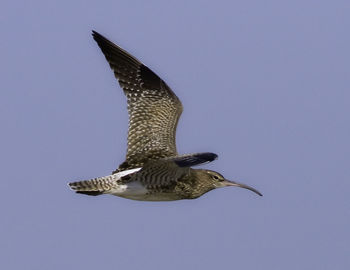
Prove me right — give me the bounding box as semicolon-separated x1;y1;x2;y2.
1;0;349;269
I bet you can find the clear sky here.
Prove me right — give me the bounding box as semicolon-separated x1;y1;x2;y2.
1;0;349;269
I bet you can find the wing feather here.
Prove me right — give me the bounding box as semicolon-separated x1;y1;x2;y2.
92;31;183;172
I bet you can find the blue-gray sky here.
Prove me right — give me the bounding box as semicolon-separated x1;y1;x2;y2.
1;0;349;269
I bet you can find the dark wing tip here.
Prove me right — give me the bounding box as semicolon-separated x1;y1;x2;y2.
202;152;218;162
76;191;103;196
91;30;101;39
171;152;218;167
91;30;110;46
91;30;141;69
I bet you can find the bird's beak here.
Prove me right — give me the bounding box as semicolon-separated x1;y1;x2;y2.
223;180;262;196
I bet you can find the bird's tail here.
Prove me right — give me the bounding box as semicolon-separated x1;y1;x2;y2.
68;175;117;196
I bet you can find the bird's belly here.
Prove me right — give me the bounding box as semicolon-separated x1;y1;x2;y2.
106;182;180;201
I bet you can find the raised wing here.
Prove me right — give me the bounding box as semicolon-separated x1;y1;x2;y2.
92;31;183;172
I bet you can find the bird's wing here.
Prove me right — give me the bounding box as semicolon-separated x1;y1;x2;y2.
92;31;183;172
164;152;218;167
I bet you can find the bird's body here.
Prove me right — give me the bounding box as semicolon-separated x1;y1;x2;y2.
70;163;235;201
68;31;262;200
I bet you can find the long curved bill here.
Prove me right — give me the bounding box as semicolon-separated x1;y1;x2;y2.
223;180;263;196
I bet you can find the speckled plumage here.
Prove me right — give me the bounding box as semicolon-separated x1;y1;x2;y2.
91;31;182;172
68;31;262;200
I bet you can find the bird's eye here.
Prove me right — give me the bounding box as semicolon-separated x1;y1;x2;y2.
213;175;219;180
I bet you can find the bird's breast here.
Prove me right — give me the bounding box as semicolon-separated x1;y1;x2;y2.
106;181;182;201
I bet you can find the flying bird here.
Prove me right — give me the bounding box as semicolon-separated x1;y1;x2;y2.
68;31;262;201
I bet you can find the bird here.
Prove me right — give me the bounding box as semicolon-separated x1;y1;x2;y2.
68;30;262;201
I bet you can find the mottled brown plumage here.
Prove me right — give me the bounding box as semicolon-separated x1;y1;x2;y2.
68;31;262;200
92;31;182;172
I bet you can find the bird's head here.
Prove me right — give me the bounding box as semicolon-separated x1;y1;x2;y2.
202;170;262;196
